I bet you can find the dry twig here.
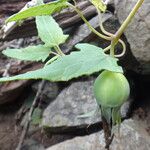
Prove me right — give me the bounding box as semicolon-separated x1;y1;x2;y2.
16;80;46;150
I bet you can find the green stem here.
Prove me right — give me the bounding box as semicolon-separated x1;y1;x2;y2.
110;41;115;57
67;2;111;41
51;51;60;56
112;0;144;46
72;0;77;6
54;45;65;56
96;7;112;37
96;8;126;56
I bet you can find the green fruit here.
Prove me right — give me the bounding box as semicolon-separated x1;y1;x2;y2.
94;70;130;108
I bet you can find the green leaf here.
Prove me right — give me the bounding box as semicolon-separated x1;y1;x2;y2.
6;0;68;23
90;0;107;12
0;43;123;82
2;45;51;62
36;16;68;47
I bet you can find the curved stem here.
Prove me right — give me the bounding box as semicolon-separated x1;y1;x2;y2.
54;45;65;56
97;8;126;56
112;0;144;46
67;2;111;41
110;0;144;57
67;0;144;58
97;8;112;37
51;51;60;56
110;40;115;57
103;40;126;58
104;45;111;52
72;0;77;6
115;40;126;57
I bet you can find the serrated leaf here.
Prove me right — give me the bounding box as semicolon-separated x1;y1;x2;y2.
6;0;68;23
0;43;123;82
36;16;68;47
2;45;51;62
90;0;107;12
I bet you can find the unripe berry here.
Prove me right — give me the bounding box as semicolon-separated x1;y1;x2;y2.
94;70;130;108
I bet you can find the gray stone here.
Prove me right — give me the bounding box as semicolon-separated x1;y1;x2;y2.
42;78;101;132
111;119;150;150
62;13;113;53
114;0;150;74
120;98;133;118
46;119;150;150
32;81;59;101
22;139;45;150
42;78;132;133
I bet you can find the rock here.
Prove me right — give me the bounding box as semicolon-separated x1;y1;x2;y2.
32;81;59;101
22;139;45;150
0;80;29;105
120;98;133;118
46;119;150;150
42;78;101;133
111;119;150;150
62;13;112;53
114;0;150;74
42;77;132;133
42;77;131;133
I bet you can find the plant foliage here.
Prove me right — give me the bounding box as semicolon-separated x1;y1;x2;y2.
0;44;122;82
36;16;68;47
6;0;68;23
3;45;51;62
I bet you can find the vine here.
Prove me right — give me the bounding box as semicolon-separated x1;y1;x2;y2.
0;0;144;149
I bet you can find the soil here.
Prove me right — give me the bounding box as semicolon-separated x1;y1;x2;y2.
0;98;75;150
0;101;21;150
